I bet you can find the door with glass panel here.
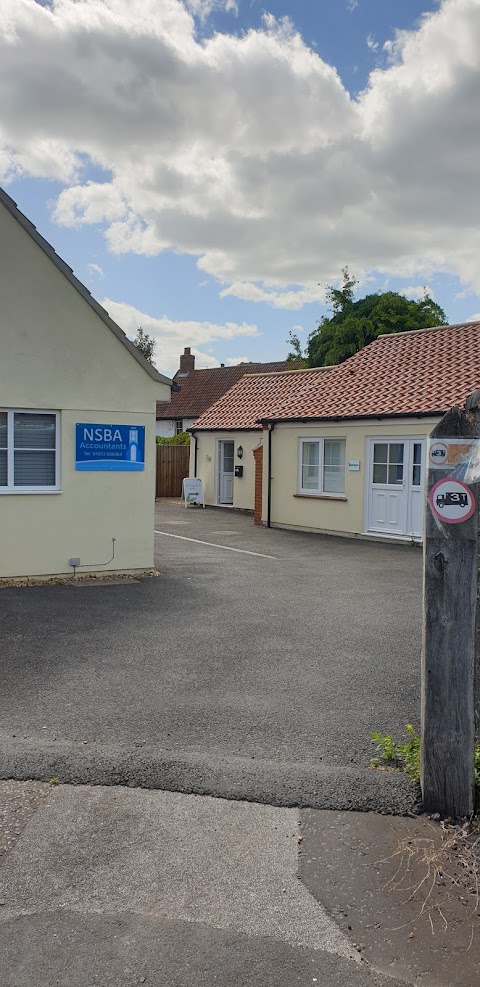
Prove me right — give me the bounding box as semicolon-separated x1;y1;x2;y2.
407;441;425;537
218;440;234;505
367;438;425;537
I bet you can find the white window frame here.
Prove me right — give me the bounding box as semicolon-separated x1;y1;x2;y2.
0;409;61;495
174;419;184;436
298;437;346;496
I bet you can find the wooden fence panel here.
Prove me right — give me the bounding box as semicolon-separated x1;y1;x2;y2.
156;445;190;498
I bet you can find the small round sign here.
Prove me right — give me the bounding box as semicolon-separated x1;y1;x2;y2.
429;478;475;524
429;441;448;466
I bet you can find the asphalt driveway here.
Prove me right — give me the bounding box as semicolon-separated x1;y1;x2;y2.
0;502;423;812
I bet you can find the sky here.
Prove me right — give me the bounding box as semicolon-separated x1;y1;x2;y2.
2;0;480;376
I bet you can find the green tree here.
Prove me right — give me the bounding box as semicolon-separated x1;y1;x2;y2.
285;329;307;363
324;266;358;315
133;326;156;365
306;274;448;368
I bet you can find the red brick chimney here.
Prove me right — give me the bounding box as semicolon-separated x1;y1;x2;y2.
179;347;195;373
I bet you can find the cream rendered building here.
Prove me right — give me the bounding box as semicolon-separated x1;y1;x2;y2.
0;187;171;580
261;323;480;541
189;369;319;512
190;322;480;542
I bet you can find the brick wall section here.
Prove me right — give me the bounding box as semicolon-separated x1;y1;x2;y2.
253;445;263;525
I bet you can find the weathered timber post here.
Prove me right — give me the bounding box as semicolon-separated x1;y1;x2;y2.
421;401;480;817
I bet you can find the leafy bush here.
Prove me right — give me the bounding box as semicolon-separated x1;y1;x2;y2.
370;724;420;781
371;726;480;807
156;432;190;445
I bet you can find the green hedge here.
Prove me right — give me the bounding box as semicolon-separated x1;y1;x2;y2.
156;432;191;445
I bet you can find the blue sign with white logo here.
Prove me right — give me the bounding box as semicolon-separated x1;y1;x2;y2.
75;424;145;471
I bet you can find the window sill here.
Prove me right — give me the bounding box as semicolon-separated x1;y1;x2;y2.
294;493;347;501
0;489;63;496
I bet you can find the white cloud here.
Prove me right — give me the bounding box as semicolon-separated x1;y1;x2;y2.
469;312;480;321
1;0;480;298
347;0;358;11
219;282;326;310
225;355;249;365
400;284;434;300
88;261;104;279
366;34;379;52
186;0;238;20
100;297;259;375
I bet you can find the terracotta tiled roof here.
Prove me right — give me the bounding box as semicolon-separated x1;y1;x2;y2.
268;323;480;422
191;323;480;430
156;360;303;419
191;368;334;430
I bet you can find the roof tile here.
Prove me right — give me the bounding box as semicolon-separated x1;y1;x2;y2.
192;323;480;430
156;360;303;419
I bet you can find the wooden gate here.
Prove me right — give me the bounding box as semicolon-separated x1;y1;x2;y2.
155;444;190;498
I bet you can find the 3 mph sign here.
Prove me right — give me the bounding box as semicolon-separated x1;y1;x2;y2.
429;477;475;524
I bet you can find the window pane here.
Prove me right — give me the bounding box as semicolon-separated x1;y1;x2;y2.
301;442;320;491
14;413;56;449
0;450;6;486
388;462;404;485
323;440;345;493
412;464;421;486
373;463;388;484
222;442;234;472
302;442;319;466
373;443;388;464
0;411;7;448
389;443;404;465
14;450;56;486
302;464;319;490
323;439;344;467
324;468;344;493
413;442;422;465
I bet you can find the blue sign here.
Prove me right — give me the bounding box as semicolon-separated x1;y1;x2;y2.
75;423;145;471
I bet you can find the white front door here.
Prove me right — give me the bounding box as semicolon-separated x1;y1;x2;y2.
218;440;234;505
367;438;425;538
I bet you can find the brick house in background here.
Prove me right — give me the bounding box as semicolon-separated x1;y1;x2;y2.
155;347;303;437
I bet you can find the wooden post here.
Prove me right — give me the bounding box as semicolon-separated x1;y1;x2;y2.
421;402;479;817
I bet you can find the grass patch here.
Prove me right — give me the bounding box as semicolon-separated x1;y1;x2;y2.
371;725;480;816
370;724;420;782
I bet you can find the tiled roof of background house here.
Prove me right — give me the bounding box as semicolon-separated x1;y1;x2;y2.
191;323;480;429
265;323;480;421
191;367;334;430
156;359;304;419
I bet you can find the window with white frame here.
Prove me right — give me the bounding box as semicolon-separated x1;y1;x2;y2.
175;419;183;435
299;438;346;495
0;411;59;492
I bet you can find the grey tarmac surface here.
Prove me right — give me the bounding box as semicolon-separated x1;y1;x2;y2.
0;501;423;813
0;783;408;987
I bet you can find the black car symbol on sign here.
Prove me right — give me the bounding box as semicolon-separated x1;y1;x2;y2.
436;491;468;509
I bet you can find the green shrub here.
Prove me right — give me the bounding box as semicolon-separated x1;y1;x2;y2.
156;432;190;445
371;726;480;806
370;724;420;781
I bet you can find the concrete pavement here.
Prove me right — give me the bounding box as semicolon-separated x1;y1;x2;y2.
0;781;410;987
299;810;480;987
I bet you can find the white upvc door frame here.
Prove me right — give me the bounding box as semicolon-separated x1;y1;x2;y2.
364;435;426;539
216;438;235;506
